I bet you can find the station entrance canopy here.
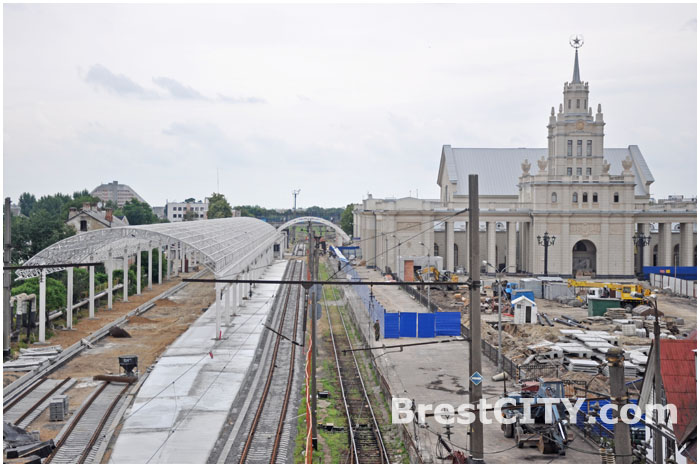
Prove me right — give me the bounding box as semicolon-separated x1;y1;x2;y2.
277;216;351;244
15;217;281;279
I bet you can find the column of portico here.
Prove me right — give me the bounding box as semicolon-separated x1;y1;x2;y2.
559;221;570;276
659;222;673;266
506;222;516;274
624;221;635;276
445;221;455;271
641;223;652;267
680;222;694;267
599;222;609;276
487;221;496;269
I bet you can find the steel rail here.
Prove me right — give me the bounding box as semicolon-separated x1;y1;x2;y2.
238;261;300;463
3;270;207;407
325;283;390;463
3;377;47;413
270;266;303;463
76;382;132;464
12;377;71;426
44;381;109;464
322;284;359;462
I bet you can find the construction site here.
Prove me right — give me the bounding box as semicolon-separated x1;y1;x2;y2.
3;6;698;465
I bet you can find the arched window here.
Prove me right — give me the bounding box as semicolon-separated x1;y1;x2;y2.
613;192;619;203
572;192;578;203
434;243;439;257
592;192;598;203
582;192;588;203
551;192;558;203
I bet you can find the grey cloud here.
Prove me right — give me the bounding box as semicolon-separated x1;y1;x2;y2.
217;93;266;104
84;64;155;98
153;76;206;100
681;18;696;31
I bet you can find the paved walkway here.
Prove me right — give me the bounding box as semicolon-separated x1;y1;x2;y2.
343;264;599;464
110;261;287;464
358;266;431;314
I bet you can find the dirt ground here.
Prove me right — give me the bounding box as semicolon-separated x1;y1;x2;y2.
18;277;215;449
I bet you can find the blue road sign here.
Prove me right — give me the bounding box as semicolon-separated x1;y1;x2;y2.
470;371;483;386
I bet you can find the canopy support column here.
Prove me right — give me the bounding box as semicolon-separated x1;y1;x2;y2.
123;251;129;302
39;270;46;343
158;244;163;284
136;247;142;295
215;283;222;339
148;245;153;290
107;250;113;310
67;267;74;329
89;263;95;318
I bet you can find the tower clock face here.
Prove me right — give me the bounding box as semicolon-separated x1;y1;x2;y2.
576;120;585;130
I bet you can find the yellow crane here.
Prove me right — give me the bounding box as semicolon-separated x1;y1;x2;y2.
566;279;651;310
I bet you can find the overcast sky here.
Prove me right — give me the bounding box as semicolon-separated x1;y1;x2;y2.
3;3;697;209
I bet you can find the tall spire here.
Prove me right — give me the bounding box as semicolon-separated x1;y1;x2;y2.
572;48;581;84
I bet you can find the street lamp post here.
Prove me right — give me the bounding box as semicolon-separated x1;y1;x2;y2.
632;231;651;280
483;260;506;373
537;231;556;276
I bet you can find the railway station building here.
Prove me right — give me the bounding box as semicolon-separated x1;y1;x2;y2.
353;47;697;279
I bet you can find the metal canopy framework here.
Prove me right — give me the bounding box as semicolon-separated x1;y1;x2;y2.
277;216;351;243
16;217;281;279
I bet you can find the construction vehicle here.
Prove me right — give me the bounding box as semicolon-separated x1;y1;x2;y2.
566;279;651;311
417;267;458;290
500;378;572;455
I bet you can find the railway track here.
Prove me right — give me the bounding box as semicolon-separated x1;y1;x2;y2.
3;270;207;410
45;381;131;464
323;284;390;464
231;259;305;464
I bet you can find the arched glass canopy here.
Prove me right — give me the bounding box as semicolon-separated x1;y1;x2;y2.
15;217;280;279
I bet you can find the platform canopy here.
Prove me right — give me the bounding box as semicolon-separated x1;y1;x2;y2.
15;217;281;279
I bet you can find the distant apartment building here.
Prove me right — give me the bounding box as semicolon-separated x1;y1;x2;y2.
91;180;146;208
167;200;209;222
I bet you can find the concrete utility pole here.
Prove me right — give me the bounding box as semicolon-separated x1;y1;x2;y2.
607;347;633;463
4;198;12;359
652;295;663;464
468;174;483;462
307;220;318;449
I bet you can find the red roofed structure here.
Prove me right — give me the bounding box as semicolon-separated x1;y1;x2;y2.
640;338;697;463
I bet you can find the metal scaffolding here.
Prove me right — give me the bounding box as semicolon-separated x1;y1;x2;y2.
15;217;281;279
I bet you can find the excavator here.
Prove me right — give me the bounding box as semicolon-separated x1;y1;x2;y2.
417;266;459;291
566;279;652;311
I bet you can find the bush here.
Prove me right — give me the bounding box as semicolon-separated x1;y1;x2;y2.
11;277;67;312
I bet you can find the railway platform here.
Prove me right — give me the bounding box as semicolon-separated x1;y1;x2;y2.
109;260;287;463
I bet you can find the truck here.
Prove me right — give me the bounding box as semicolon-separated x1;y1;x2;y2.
500;379;573;455
567;280;651;311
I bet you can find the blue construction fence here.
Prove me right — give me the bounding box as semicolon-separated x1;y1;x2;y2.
345;264;388;335
383;311;462;338
576;399;646;441
643;266;697;281
344;264;461;338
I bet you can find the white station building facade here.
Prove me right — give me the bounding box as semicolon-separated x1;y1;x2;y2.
354;44;697;279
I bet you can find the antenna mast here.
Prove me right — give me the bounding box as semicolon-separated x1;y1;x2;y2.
292;189;301;212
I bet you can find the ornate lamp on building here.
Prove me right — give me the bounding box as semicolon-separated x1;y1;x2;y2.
632;231;651;279
537;232;556;275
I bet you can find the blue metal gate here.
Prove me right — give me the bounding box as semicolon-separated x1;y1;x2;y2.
417;313;435;338
399;312;417;338
435;312;461;336
384;312;400;338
